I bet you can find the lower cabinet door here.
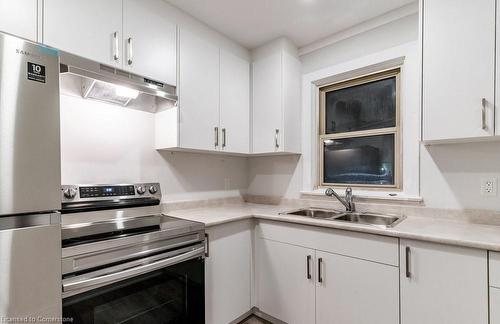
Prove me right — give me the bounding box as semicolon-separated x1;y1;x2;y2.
400;239;488;324
256;238;315;324
491;287;500;324
315;250;399;324
205;221;252;324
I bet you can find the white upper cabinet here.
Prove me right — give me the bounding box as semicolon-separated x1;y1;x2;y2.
0;0;37;41
123;0;177;85
44;0;176;84
44;0;123;67
220;49;250;154
400;239;488;324
496;3;500;136
422;0;495;141
252;51;283;154
252;39;301;154
178;28;220;151
156;29;251;154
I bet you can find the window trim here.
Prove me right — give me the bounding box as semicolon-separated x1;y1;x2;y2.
318;68;402;190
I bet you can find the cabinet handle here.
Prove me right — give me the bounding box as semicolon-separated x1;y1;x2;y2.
113;32;119;61
222;128;226;148
127;37;133;65
405;246;411;278
275;129;280;149
214;127;219;148
481;98;487;130
306;255;312;279
204;233;209;258
318;257;323;283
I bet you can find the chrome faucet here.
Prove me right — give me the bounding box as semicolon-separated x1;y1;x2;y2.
325;187;355;212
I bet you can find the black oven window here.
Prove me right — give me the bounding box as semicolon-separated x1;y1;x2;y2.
63;258;204;324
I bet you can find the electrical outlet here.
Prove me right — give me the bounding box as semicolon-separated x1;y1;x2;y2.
481;177;497;196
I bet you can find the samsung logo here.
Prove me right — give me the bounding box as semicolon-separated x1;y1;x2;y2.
16;49;41;60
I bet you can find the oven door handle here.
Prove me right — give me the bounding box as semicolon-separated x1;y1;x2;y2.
63;246;204;293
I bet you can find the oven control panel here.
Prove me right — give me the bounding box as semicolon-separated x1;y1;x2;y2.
61;183;161;202
79;185;136;198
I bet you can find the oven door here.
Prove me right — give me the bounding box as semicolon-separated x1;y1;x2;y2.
62;245;205;324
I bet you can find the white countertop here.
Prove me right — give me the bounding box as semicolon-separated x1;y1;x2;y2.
165;203;500;252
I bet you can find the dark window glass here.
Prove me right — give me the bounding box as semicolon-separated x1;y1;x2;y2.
323;134;395;185
324;77;396;134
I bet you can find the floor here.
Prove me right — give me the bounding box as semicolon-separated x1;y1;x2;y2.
239;315;273;324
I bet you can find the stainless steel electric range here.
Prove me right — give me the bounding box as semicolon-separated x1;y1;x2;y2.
60;183;205;324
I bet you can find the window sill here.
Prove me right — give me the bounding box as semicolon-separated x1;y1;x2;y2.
300;189;423;204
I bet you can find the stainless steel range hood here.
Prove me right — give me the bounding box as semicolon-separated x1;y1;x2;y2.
59;51;178;107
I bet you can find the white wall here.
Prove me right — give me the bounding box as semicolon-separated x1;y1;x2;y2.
248;12;500;211
300;14;419;74
421;142;500;210
60;94;248;202
248;14;420;200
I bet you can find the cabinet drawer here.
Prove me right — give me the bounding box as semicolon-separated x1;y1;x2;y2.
257;220;398;266
490;252;500;288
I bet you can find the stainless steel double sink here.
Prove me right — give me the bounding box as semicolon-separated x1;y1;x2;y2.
281;208;404;228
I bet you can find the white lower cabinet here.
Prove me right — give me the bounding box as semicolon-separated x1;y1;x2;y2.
315;250;399;324
400;239;488;324
205;219;490;324
256;238;315;324
205;220;253;324
491;287;500;324
256;221;399;324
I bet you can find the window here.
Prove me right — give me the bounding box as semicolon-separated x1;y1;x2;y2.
319;68;401;189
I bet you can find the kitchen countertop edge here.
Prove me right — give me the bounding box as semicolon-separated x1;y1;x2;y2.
165;204;500;252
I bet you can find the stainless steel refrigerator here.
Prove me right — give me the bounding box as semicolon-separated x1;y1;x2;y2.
0;32;62;320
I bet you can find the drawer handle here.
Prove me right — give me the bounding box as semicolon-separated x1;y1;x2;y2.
481;98;487;130
204;233;209;258
306;255;312;280
405;246;411;278
127;37;133;65
113;31;119;61
318;257;323;283
214;127;219;148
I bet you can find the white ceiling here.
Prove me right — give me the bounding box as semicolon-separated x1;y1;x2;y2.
164;0;416;49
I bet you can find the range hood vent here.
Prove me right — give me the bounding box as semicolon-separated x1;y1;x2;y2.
59;51;178;107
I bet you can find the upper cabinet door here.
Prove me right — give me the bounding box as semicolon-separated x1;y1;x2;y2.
179;29;220;151
422;0;495;141
400;239;488;324
220;49;250;154
0;0;37;41
252;52;283;154
123;0;177;85
44;0;122;67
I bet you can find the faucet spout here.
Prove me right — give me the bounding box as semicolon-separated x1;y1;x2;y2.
325;187;355;212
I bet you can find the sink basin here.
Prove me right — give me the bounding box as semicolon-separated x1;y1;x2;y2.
281;208;404;228
332;212;403;228
282;208;345;219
